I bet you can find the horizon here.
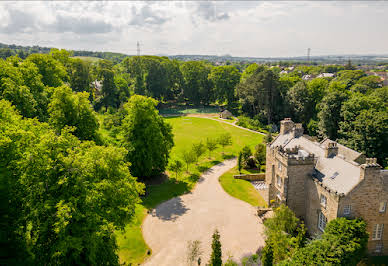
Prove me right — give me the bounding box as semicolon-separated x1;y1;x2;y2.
1;1;387;58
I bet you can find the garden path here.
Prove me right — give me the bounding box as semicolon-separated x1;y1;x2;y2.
142;159;265;265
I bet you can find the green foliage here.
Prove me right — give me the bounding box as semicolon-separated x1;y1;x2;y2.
254;143;266;171
209;65;241;104
262;205;303;264
286;218;368;265
182;150;196;171
168;159;183;179
238;152;243;174
217;132;232;153
180;61;213;105
192;141;206;164
206;137;218;158
265;132;273;143
48;85;99;141
27;53;68;87
0;99;144;265
120;95;174;177
209;229;222;266
236;115;267;133
261;241;274;266
240;145;252;167
287;81;314;125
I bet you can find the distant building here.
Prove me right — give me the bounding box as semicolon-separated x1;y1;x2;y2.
317;73;335;78
265;118;388;255
302;74;315;81
279;70;289;75
366;71;388;86
219;110;233;119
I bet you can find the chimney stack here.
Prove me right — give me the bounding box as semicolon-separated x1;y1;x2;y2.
324;142;338;158
280;118;294;135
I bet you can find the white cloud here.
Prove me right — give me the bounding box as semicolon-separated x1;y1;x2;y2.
0;1;387;57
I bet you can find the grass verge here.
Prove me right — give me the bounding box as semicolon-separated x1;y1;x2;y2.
219;167;267;207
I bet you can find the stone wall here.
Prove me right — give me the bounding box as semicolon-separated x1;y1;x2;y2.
339;165;388;254
305;178;340;236
234;173;265;181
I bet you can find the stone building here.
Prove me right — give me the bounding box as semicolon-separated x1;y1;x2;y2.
265;118;388;255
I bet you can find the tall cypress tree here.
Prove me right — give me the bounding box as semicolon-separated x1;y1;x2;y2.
209;229;222;266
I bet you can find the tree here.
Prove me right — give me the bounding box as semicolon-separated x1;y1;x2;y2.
48;85;99;141
254;143;266;171
206;138;218;159
287;218;368;265
168;159;183;179
192;141;206;164
265;132;273;144
317;83;348;140
217;133;232;154
69;58;91;92
182;150;196;172
240;146;252;168
120;95;174;177
209;65;241;104
237;152;243;174
286;81;314;125
180;61;213;105
237;66;282;124
0;101;144;265
26;53;68;87
209;230;222;266
187;240;202;266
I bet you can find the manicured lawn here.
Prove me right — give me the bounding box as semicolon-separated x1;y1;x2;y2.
116;116;264;265
219;167;267;207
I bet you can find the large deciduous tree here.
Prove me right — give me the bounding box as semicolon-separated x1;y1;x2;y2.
48;85;99;141
209;65;241;104
120;95;174;177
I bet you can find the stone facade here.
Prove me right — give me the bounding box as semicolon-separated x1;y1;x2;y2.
265;118;388;255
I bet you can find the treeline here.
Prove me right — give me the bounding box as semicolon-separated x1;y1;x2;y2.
1;49;387;166
0;42;128;63
0;50;175;264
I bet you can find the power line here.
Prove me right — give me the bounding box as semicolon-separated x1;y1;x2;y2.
307;48;311;64
137;41;140;56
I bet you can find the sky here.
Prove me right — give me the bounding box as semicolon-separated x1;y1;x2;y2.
0;1;387;58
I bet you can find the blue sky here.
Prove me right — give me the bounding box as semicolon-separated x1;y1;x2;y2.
0;1;387;57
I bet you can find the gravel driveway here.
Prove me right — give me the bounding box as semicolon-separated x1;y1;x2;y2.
142;159;265;265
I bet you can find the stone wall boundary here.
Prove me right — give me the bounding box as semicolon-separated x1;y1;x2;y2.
234;173;265;181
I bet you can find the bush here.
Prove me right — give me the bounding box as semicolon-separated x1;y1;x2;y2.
236;116;268;133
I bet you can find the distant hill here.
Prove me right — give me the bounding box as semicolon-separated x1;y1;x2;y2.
1;42;387;65
0;42;129;63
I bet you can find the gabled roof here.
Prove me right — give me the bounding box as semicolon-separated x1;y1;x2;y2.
271;132;361;194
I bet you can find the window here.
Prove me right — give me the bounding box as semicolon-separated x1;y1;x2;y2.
379;202;387;213
372;224;384;240
343;205;351;216
375;243;383;253
318;211;327;231
320;195;327;208
278;161;282;171
277;175;282;187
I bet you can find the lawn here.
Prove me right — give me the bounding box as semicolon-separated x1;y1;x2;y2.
219;167;267;207
159;106;219;115
116;116;264;265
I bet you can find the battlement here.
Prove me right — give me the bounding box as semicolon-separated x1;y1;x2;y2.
275;145;315;164
362;158;380;168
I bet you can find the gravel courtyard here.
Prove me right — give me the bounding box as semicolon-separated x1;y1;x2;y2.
142;159;265;265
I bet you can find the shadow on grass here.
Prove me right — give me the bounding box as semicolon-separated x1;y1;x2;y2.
222;154;236;160
149;196;190;221
142;178;191;209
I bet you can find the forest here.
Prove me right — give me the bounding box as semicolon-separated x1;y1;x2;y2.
0;48;387;264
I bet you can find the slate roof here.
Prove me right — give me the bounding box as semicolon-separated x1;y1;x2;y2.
271;132;361;194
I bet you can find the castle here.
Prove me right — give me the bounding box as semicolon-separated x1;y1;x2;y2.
265;118;388;254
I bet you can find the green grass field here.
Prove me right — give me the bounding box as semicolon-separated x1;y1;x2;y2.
159;106;219;115
116;116;264;265
219;167;267;207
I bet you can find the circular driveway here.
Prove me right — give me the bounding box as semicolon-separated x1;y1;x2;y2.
142;159;265;265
